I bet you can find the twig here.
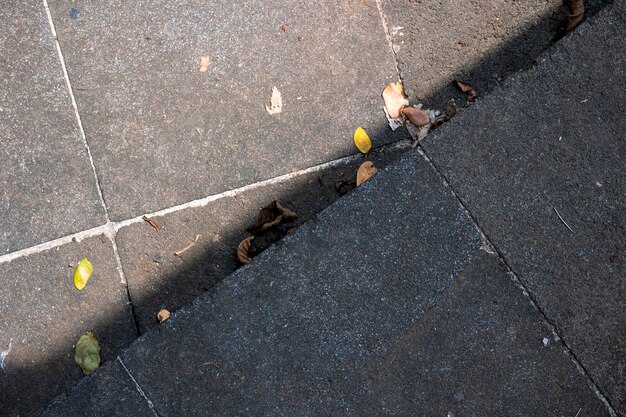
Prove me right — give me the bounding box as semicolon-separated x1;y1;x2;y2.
142;215;160;233
174;234;201;257
574;408;582;417
554;207;574;233
201;361;219;369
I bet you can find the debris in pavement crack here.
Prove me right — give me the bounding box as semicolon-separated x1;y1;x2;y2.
237;235;255;264
356;161;377;186
455;80;477;102
175;234;201;257
566;0;584;32
142;215;160;233
157;309;171;323
400;105;430;127
248;200;298;234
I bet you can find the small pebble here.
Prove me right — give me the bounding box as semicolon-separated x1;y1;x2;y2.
542;337;550;346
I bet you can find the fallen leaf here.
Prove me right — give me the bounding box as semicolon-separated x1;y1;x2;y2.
401;106;430;127
174;234;201;257
265;86;282;115
566;0;584;32
249;200;297;234
237;236;255;264
74;332;100;375
73;258;93;290
445;103;457;117
354;126;372;154
199;56;211;72
455;80;477;101
382;82;408;119
142;215;160;233
157;309;171;323
356;161;377;186
335;180;355;196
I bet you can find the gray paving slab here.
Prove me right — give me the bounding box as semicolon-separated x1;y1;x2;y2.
115;143;408;334
328;252;609;416
116;151;484;416
47;0;405;221
0;2;107;254
422;1;626;414
0;236;137;417
382;0;611;109
37;359;155;417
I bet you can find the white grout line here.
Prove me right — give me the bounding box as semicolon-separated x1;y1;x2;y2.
0;140;412;266
118;357;161;417
42;0;110;221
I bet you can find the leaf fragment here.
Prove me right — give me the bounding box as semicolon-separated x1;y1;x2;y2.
199;56;211;72
566;0;584;32
142;215;160;233
157;309;171;323
73;258;93;290
354;126;372;154
356;161;377;186
249;200;297;234
400;106;430;127
74;332;100;375
455;80;477;101
265;86;282;115
382;82;408;119
237;236;255;264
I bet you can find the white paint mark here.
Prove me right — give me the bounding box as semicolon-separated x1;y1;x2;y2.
1;339;13;371
265;86;282;115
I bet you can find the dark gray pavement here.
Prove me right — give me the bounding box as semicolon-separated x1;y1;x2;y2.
0;2;106;254
422;2;626;413
47;0;404;220
0;235;137;417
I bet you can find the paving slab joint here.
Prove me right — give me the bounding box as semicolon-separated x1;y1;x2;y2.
375;0;404;83
117;357;161;417
417;146;619;417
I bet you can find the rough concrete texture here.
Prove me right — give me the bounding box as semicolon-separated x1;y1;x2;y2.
116;152;484;416
38;359;155;417
115;143;409;334
382;0;612;110
422;1;626;414
0;2;106;254
47;0;405;220
330;252;608;416
0;236;137;417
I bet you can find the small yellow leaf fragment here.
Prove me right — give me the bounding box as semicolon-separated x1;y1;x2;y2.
73;258;93;290
354;127;372;154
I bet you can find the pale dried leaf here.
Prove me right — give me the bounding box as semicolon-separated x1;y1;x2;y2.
157;309;171;323
382;82;408;119
356;161;377;186
265;86;282;115
455;80;477;101
199;56;211;72
237;236;255;264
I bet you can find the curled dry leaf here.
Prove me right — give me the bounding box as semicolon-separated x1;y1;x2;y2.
455;80;477;101
401;106;430;127
249;200;297;234
566;0;584;32
382;82;408;119
157;309;171;323
142;215;160;233
73;258;93;290
75;332;100;375
237;236;255;264
199;56;211;72
265;86;282;115
354;126;372;154
356;161;377;186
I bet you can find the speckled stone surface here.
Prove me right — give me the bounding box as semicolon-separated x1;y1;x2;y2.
0;2;106;254
422;1;626;414
115;144;408;334
382;0;611;109
0;236;137;417
38;359;155;417
47;0;405;220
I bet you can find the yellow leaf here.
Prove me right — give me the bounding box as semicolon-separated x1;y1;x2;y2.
73;258;93;290
354;127;372;154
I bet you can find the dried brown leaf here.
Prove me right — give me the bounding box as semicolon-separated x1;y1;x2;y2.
455;80;477;101
335;180;354;196
400;106;430;127
356;161;377;186
142;215;160;233
237;236;255;264
566;0;584;32
382;82;408;119
157;309;171;323
445;103;457;117
250;200;297;233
